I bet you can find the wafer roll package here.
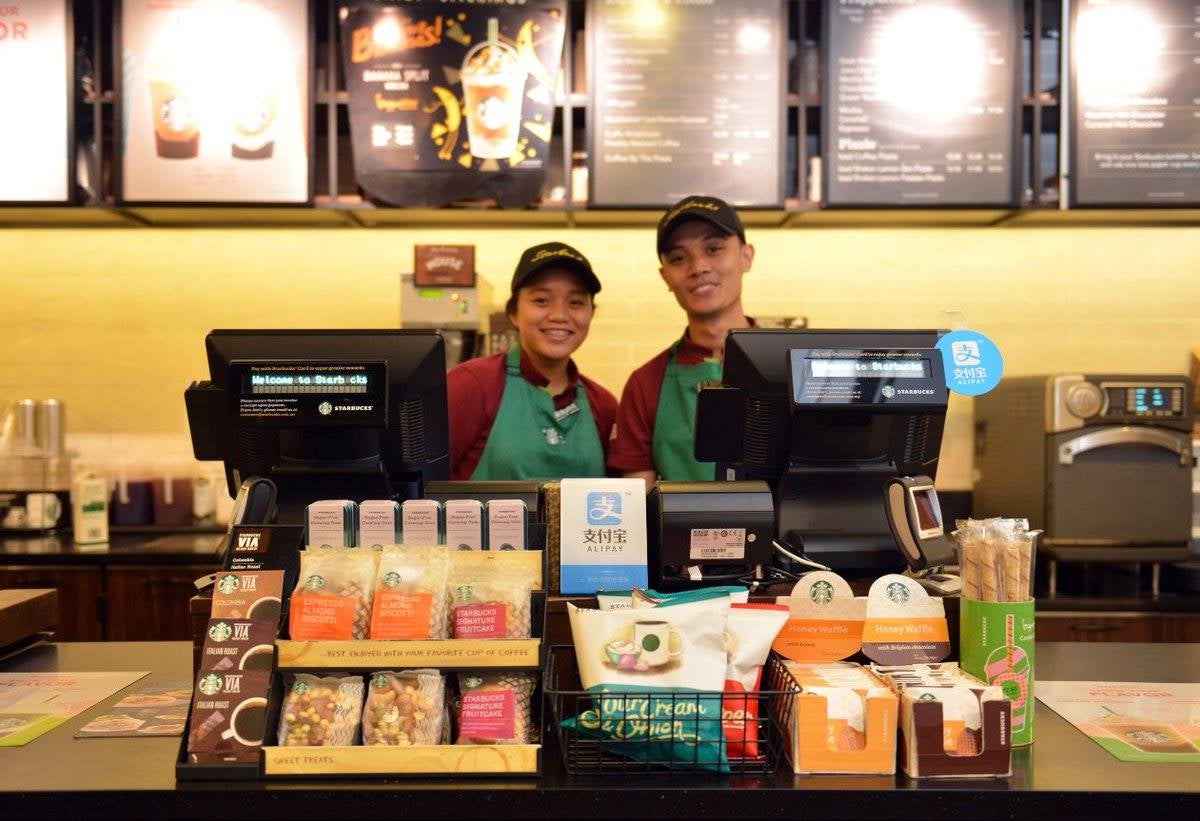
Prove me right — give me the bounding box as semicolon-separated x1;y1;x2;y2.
953;518;1038;746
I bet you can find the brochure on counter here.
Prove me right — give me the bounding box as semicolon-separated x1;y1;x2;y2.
76;682;192;738
1037;681;1200;763
0;671;149;746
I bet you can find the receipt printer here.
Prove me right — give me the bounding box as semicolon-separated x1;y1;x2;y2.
648;481;775;590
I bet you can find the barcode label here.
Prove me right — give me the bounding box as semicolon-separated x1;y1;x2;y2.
688;528;746;561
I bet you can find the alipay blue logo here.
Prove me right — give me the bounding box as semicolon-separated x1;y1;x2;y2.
936;329;1003;397
586;492;622;526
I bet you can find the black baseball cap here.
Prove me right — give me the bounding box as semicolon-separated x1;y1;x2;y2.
656;195;746;255
511;241;601;295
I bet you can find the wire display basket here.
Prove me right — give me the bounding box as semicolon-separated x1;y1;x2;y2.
544;644;799;776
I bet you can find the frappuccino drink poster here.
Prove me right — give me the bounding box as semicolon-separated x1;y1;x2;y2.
340;0;565;207
119;0;310;203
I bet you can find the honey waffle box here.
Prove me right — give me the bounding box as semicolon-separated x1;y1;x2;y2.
872;663;1012;779
776;660;897;775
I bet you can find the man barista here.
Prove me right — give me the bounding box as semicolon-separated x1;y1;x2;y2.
608;195;755;484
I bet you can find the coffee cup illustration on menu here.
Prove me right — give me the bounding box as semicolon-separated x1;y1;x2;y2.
1096;713;1200;754
246;595;282;622
460;18;528;160
603;620;685;672
220;696;268;747
147;45;199;159
238;644;275;672
229;85;279;160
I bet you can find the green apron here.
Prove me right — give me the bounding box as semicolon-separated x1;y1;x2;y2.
651;339;721;481
470;346;606;481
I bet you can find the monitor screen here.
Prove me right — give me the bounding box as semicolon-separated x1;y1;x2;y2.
706;329;949;572
912;488;942;533
191;329;450;521
807;357;931;379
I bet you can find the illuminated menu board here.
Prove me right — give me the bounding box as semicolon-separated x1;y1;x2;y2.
118;0;310;203
0;0;70;202
589;0;785;207
825;0;1020;206
1070;0;1200;206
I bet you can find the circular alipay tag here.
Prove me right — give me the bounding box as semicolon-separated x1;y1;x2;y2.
935;329;1003;396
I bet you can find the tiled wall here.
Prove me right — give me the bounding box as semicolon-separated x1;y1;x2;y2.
2;225;1197;489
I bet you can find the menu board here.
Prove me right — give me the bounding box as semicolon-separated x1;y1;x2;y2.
589;0;785;207
118;0;310;203
0;0;71;202
340;1;566;208
825;0;1020;207
1070;0;1200;206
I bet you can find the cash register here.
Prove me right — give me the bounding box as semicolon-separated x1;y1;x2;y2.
184;329;450;524
695;329;956;584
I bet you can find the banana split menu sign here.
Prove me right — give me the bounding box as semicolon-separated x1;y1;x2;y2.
0;1;70;202
340;0;566;207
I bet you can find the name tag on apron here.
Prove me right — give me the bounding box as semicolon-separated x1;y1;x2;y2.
553;402;581;423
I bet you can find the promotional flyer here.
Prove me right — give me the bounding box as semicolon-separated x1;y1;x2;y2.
1038;680;1200;762
0;0;70;202
118;0;310;202
340;0;566;207
0;671;148;747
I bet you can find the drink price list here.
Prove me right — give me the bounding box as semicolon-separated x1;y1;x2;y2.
589;0;784;207
825;0;1019;207
1070;0;1200;206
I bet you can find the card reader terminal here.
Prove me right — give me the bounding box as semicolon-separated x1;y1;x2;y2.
885;475;960;594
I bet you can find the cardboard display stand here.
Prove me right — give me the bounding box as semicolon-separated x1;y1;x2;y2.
178;543;547;781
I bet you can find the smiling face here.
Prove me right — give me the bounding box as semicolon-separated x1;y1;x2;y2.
509;268;596;366
658;219;754;320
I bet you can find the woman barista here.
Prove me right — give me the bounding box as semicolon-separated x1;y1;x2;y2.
447;242;618;480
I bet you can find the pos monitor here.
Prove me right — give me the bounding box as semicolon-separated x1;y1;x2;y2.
695;329;948;572
185;329;449;524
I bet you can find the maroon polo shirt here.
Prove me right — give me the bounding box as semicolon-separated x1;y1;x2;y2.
447;349;619;480
608;319;755;475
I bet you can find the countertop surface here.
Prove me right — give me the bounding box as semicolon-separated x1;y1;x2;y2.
0;532;224;565
1;641;1199;818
